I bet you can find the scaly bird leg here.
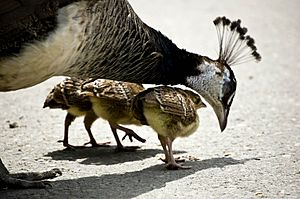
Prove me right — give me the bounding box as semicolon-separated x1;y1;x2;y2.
0;159;61;189
158;135;184;164
109;123;145;143
158;134;170;163
109;122;142;152
165;137;191;170
83;111;110;147
57;113;78;150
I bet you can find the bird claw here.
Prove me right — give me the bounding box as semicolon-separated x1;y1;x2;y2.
63;143;79;150
57;140;78;150
61;141;111;150
122;132;146;143
166;163;191;170
83;141;111;147
122;134;133;142
159;157;185;163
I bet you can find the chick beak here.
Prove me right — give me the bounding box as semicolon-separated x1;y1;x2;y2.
43;101;49;108
201;102;207;108
213;103;229;132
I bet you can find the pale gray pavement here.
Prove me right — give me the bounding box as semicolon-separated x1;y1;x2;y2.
0;0;299;198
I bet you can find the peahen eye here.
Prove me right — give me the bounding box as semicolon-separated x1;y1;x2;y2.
215;71;222;76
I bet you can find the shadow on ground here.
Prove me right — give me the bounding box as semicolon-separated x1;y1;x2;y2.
0;157;257;199
45;147;186;165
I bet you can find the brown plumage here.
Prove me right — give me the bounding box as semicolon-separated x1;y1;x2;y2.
81;79;146;150
43;77;146;150
131;86;206;170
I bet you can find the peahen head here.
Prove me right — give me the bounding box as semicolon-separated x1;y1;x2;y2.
185;16;261;131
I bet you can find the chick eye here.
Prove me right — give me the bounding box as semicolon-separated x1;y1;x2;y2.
194;97;201;104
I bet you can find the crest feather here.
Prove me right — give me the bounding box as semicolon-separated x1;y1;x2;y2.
213;16;261;66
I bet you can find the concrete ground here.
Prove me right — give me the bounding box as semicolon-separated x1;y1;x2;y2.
0;0;299;198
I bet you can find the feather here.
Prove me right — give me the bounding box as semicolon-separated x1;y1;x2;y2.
213;16;261;66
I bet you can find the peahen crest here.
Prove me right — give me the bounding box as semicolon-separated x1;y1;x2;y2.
213;16;261;66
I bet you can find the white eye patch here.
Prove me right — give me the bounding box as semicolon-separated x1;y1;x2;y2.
223;69;231;83
227;91;235;106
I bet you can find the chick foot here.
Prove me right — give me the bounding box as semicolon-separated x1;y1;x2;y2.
160;157;185;163
0;159;62;189
158;136;191;170
83;140;111;147
109;123;144;151
166;162;191;170
58;139;111;149
58;140;83;150
118;126;146;143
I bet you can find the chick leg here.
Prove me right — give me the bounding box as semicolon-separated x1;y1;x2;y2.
110;123;146;143
57;113;78;149
158;135;170;163
0;158;61;189
109;123;124;149
109;122;141;152
158;135;185;164
165;137;191;170
83;111;110;147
